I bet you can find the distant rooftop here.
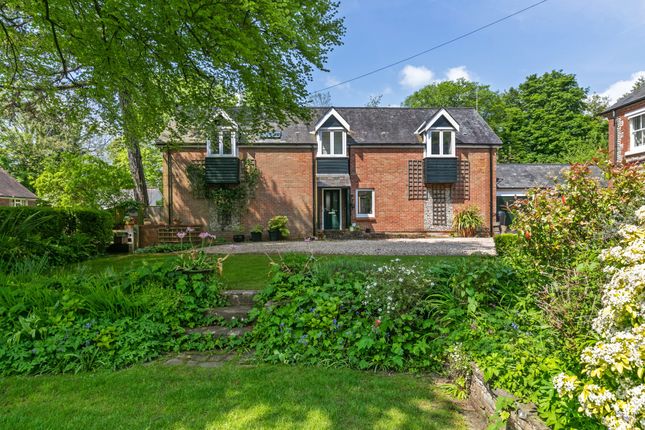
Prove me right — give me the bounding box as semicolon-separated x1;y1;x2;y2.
603;85;645;114
497;163;603;191
0;168;37;199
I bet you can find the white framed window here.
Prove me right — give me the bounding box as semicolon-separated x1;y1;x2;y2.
317;129;346;157
11;198;28;207
630;113;645;153
355;189;375;218
207;128;237;157
426;130;455;157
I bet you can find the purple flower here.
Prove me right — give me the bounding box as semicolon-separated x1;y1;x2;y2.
186;227;195;233
176;232;187;239
199;231;210;240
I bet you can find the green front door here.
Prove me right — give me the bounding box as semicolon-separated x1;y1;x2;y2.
323;189;341;230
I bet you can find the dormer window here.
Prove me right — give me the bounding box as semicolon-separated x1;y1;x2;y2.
427;130;455;157
318;129;346;156
207;128;237;157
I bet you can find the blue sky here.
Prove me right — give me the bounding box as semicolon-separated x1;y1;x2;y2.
308;0;645;106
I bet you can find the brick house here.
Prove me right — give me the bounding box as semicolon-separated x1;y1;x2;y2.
603;85;645;164
157;107;501;238
0;167;37;207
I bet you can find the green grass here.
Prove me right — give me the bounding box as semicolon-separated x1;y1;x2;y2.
0;363;466;430
73;254;483;290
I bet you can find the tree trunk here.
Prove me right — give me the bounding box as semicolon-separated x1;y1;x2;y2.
118;90;149;206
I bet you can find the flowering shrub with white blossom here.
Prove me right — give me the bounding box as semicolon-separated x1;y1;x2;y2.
554;205;645;429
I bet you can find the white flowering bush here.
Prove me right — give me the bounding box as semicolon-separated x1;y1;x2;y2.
554;205;645;429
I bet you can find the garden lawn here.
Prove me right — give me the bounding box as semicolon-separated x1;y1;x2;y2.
72;253;480;290
0;363;467;430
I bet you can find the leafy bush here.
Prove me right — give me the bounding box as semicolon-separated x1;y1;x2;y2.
555;206;645;429
0;259;225;375
452;205;484;237
0;206;113;271
267;215;290;238
494;233;519;257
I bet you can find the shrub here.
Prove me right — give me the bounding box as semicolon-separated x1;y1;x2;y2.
555;206;645;430
494;233;519;257
0;258;225;375
452;205;484;237
267;215;290;238
0;206;113;271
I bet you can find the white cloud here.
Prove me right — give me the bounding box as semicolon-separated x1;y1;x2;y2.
399;65;435;89
324;76;350;90
600;71;645;103
446;66;471;82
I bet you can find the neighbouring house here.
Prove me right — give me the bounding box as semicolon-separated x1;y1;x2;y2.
603;85;645;164
156;107;501;239
496;163;602;227
0;168;37;207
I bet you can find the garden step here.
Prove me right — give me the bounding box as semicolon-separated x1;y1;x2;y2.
222;289;259;306
185;325;252;338
206;305;253;321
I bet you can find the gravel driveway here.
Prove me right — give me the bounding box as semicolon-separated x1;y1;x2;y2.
205;237;495;256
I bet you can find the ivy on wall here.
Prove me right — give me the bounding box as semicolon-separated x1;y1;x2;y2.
187;159;260;227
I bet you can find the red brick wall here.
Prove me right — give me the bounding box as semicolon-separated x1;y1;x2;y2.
350;147;425;232
608;99;645;164
240;147;315;238
454;148;496;235
161;146;315;238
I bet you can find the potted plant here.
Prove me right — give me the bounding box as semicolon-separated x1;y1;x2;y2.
250;224;263;242
232;225;245;243
267;215;289;241
452;205;484;237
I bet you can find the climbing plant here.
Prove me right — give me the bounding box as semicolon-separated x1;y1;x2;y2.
187;159;260;227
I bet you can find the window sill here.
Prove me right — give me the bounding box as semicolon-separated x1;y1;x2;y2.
424;155;457;158
317;155;349;158
206;154;239;158
625;147;645;157
355;216;375;220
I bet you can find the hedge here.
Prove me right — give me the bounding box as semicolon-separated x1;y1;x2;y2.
0;206;113;252
494;233;520;257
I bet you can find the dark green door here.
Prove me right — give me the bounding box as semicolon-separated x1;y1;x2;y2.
323;189;341;230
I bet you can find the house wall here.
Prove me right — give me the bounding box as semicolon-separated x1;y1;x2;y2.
161;146;315;238
454;148;496;236
0;197;37;207
350;147;425;232
607;99;645;164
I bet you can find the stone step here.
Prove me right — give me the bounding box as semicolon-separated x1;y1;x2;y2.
206;305;253;321
222;289;259;306
186;325;252;338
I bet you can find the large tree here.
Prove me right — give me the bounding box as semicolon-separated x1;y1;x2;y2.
498;70;607;163
402;79;506;133
1;1;344;204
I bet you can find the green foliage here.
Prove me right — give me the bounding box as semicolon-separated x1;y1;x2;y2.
498;70;607;163
0;206;113;271
403;79;506;134
107;138;163;190
493;233;519;257
452;205;484;237
34;153;132;209
267;215;290;238
187;159;260;226
0;259;225;375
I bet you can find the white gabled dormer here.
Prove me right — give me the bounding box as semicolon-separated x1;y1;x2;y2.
314;108;349;157
206;110;238;157
415;108;459;158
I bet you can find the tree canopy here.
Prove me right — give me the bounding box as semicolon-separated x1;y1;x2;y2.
1;0;345;204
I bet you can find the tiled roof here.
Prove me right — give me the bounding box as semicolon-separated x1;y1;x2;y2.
497;164;603;190
603;85;645;114
0;168;37;199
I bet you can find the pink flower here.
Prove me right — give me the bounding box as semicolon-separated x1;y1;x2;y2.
186;227;195;233
199;231;210;240
176;232;187;239
374;319;381;328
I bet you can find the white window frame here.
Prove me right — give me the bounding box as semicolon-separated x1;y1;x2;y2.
627;109;645;155
317;128;347;157
206;127;237;157
11;198;28;207
355;189;375;218
425;129;456;157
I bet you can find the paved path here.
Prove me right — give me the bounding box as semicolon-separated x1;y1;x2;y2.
205;237;495;256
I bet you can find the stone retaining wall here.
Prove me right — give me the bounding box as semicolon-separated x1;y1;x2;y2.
469;366;550;430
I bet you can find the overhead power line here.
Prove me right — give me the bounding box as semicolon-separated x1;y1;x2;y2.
312;0;549;94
